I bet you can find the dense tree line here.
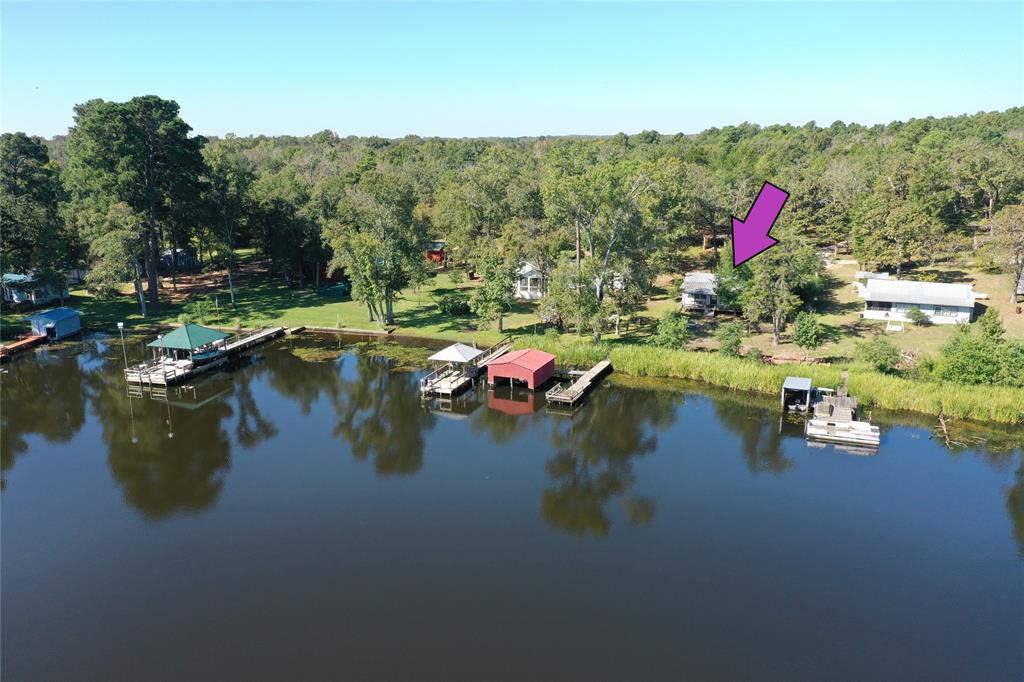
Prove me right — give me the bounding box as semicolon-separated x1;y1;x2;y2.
3;97;1023;342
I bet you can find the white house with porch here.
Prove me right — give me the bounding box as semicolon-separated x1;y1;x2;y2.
855;278;977;325
680;272;718;310
515;262;545;300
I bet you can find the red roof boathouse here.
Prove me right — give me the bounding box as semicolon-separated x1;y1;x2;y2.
485;348;555;390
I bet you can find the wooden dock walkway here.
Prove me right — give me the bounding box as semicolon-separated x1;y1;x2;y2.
125;326;285;386
0;334;45;363
545;359;612;405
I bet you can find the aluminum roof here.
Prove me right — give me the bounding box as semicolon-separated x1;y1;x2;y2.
24;307;80;323
681;272;717;295
782;376;813;391
860;279;976;308
428;343;484;364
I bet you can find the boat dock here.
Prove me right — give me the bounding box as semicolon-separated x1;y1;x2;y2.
419;365;475;397
420;336;512;398
545;359;612;406
125;326;285;386
0;334;45;363
799;371;880;449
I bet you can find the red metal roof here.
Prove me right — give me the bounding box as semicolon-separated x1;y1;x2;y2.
487;348;555;371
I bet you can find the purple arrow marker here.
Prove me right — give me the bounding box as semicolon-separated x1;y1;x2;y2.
731;181;790;267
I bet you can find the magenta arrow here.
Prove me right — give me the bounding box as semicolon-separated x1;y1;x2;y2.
731;181;789;267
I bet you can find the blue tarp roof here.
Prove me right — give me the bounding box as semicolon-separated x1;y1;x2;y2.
782;376;813;391
24;307;80;323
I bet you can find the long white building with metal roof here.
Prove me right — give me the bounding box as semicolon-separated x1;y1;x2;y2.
855;278;977;325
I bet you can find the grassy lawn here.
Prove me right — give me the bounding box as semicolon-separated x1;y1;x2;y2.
697;259;1023;359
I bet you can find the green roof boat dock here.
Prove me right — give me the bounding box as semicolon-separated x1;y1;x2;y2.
124;323;285;387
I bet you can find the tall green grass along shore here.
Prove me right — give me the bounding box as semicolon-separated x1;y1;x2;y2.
518;335;1024;425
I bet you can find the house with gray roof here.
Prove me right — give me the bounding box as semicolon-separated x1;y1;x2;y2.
680;272;718;310
855;278;977;325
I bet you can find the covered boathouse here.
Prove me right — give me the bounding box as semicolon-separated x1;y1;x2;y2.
25;307;81;341
485;348;555;390
148;323;230;362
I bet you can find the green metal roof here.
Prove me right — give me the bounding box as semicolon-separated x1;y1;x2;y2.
148;323;230;351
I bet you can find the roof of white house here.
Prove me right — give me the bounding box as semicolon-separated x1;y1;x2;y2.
858;279;976;308
1018;273;1024;296
681;272;717;295
428;342;484;364
517;262;542;277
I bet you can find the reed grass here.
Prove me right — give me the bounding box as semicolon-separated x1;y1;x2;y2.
518;335;1024;424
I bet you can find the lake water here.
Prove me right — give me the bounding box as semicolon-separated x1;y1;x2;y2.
2;334;1022;681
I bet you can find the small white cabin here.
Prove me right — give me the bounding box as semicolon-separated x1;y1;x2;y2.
515;262;545;300
856;279;976;325
680;272;718;310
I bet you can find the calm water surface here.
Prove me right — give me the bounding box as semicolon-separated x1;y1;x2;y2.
2;335;1022;681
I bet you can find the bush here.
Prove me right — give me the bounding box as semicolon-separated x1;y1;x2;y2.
792;311;825;348
996;340;1024;387
436;292;471;316
857;337;901;374
647;311;690;349
977;308;1005;340
745;347;765;363
905;306;929;326
715;321;744;357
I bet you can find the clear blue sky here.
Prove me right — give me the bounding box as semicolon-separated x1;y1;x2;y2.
2;2;1022;138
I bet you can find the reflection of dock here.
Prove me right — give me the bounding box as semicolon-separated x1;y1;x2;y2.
125;326;284;386
545;359;612;406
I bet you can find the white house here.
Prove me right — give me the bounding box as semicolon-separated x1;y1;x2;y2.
856;278;977;325
515;262;545;300
680;272;718;310
1;274;68;308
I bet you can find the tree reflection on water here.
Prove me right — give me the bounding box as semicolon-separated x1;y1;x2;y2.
541;386;681;537
712;396;795;474
1;336;1020;556
87;359;235;520
331;353;436;476
1;348;87;488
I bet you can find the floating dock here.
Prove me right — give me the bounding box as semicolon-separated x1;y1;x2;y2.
125;326;285;386
0;334;45;363
545;359;612;406
802;371;880;448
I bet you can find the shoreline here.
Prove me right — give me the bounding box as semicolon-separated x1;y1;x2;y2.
24;321;1024;426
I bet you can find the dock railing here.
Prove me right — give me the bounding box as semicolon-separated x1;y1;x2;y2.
420;362;457;395
474;334;514;369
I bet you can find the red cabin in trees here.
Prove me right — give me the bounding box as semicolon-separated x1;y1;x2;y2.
425;241;446;265
485;349;555;390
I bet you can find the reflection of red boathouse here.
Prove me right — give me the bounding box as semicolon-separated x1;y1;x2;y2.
488;387;539;416
485;349;555;390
